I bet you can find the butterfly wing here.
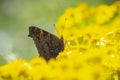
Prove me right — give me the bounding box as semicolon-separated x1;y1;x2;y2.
28;26;64;60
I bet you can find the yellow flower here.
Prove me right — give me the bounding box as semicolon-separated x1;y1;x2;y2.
0;59;31;80
1;2;120;80
95;4;117;24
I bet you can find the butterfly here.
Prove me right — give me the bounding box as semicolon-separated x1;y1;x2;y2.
28;26;64;61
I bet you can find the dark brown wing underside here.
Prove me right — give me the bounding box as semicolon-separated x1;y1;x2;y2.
28;26;64;61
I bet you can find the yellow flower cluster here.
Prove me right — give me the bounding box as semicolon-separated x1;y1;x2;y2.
0;1;120;80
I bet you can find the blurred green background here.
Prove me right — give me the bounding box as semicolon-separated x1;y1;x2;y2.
0;0;116;65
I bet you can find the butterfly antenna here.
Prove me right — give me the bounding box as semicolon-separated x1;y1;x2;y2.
61;18;67;36
54;18;67;37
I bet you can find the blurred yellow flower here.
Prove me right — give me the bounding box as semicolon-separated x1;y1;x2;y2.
0;1;120;80
95;4;117;24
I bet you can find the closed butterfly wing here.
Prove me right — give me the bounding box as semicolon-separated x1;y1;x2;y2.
28;26;64;61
